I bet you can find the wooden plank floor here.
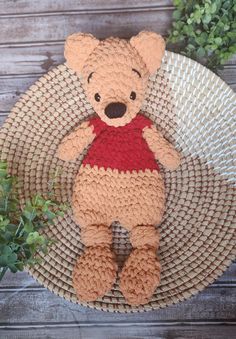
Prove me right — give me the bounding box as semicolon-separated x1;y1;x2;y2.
0;1;235;338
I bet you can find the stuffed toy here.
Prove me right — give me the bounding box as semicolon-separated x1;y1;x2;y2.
57;31;181;306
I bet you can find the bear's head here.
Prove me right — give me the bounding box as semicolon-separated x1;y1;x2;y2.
64;31;165;127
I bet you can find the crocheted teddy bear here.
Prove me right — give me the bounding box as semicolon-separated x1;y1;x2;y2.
57;31;181;306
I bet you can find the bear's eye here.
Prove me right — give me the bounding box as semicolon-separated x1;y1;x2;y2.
94;93;101;102
130;91;136;100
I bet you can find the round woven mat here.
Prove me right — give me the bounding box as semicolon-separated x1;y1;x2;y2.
0;51;235;312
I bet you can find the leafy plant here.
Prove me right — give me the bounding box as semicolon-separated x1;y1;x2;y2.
168;0;236;70
0;160;66;280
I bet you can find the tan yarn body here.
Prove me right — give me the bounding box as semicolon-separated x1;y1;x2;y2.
72;165;165;230
58;116;179;305
57;31;180;305
72;165;165;304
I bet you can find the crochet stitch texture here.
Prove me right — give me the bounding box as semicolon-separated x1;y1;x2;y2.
57;31;181;305
83;114;159;171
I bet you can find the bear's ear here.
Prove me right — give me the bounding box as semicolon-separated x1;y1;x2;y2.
64;33;99;73
130;31;165;75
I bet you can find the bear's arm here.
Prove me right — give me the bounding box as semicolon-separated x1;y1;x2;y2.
142;125;181;171
57;121;95;161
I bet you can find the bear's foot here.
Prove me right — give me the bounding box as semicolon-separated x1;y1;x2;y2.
72;246;117;301
120;247;161;305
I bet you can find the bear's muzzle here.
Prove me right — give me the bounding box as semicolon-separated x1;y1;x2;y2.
105;102;127;119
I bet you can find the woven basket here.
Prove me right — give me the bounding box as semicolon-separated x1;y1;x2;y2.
0;51;235;312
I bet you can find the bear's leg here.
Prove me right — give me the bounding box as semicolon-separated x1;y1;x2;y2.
120;225;161;305
72;224;117;301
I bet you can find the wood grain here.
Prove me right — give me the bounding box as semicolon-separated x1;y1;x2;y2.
0;75;39;112
0;9;173;44
1;0;173;14
0;325;236;339
218;66;236;85
0;44;63;75
1;286;236;324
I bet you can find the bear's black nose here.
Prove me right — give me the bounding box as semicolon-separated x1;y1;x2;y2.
104;102;127;119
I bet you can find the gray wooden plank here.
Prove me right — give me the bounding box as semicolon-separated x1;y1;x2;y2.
0;114;7;125
213;263;236;284
0;324;236;339
0;287;236;323
1;263;235;288
0;9;173;44
0;271;39;288
0;75;39;112
218;66;236;85
226;54;236;65
0;44;63;75
1;0;173;15
231;83;236;92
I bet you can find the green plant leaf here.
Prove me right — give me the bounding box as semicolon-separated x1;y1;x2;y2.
196;47;206;58
0;160;66;280
167;0;236;71
23;203;37;221
173;9;182;20
0;246;17;267
215;37;223;45
24;222;34;233
26;232;45;245
210;3;217;14
0;216;10;231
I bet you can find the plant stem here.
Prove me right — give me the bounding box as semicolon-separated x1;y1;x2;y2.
15;219;23;237
0;267;8;281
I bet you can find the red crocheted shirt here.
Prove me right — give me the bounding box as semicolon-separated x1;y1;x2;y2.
82;113;159;172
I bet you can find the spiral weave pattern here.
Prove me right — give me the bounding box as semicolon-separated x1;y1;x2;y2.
0;51;235;312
